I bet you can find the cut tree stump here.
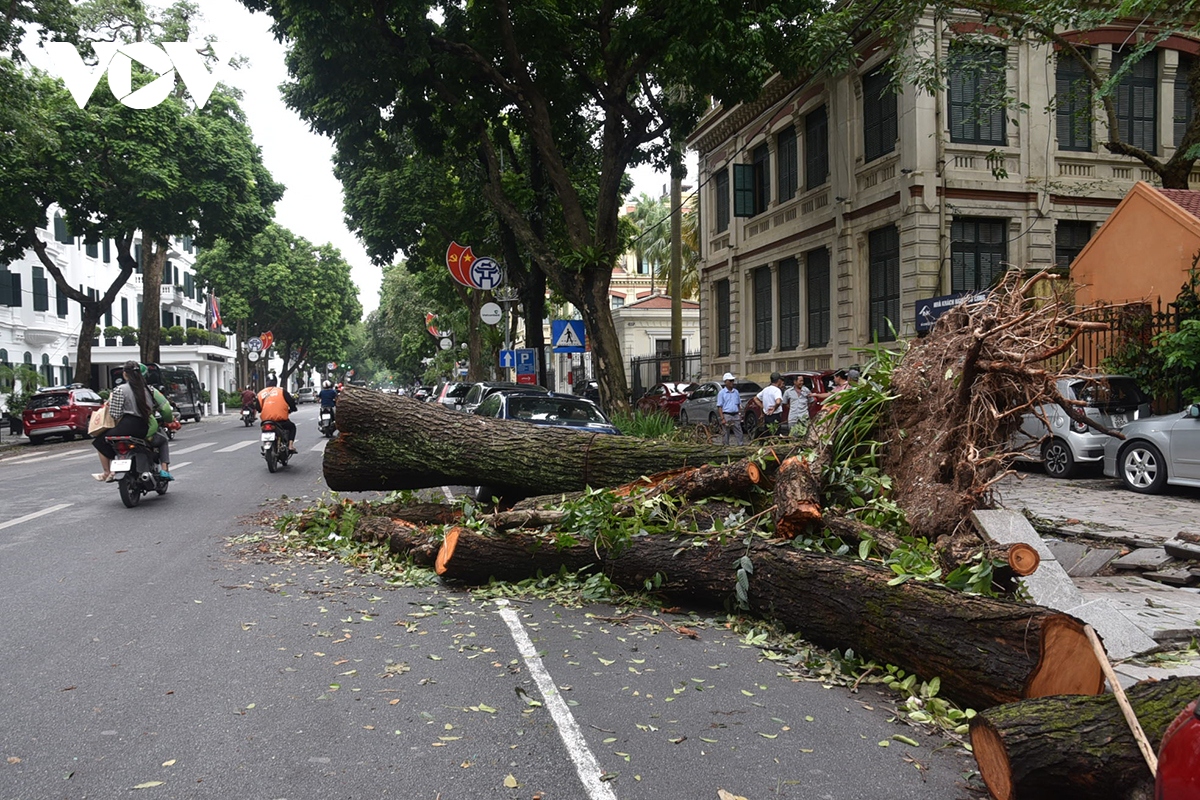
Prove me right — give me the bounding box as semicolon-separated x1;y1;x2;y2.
434;529;1104;709
773;455;823;539
324;388;768;494
970;676;1200;800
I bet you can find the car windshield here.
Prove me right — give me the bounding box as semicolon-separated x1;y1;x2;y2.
28;393;68;410
1071;378;1148;408
508;395;608;424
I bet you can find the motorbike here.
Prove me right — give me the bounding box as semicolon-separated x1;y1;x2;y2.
107;435;169;508
241;405;257;427
260;419;292;473
317;406;336;438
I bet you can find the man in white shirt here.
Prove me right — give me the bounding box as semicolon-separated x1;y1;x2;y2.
754;372;785;434
783;374;813;437
716;372;744;446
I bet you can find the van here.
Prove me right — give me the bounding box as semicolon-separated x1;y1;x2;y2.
110;363;205;422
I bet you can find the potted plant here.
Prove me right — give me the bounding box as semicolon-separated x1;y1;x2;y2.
167;325;185;345
208;330;227;347
186;327;203;345
103;325;121;347
119;326;138;346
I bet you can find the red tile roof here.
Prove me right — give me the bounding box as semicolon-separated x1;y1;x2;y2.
1156;188;1200;221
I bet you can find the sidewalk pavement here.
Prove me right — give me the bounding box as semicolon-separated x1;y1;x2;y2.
994;466;1200;686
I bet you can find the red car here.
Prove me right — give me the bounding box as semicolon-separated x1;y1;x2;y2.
634;381;696;420
745;370;836;434
22;384;106;444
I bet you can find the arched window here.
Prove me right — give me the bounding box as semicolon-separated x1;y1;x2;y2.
62;356;72;386
41;354;53;386
0;348;9;392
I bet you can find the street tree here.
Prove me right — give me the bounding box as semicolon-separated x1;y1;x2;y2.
811;0;1200;188
240;0;821;412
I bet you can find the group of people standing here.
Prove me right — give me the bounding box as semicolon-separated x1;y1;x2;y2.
715;367;860;446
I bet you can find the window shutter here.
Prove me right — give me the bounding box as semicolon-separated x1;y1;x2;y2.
121;297;129;326
715;169;730;231
0;269;11;306
863;73;882;160
806;248;831;347
32;267;48;312
1176;57;1194;148
53;214;70;245
777;126;797;202
8;272;21;307
102;239;111;263
56;285;69;317
733;164;756;217
805;105;829;191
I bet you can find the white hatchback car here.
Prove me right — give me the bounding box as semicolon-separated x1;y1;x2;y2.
1012;375;1151;478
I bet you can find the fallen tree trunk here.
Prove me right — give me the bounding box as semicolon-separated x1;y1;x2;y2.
324;388;768;493
970;676;1200;800
434;527;1104;710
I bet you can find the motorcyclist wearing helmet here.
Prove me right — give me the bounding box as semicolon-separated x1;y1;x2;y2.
255;380;299;453
317;380;338;409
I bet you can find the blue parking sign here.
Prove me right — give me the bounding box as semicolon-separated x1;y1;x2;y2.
515;348;537;375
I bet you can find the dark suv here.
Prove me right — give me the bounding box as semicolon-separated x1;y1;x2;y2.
459;381;549;414
22;384;105;444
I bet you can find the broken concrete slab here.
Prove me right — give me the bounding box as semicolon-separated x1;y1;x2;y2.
1065;598;1158;660
1067;548;1122;578
1143;567;1198;587
1112;547;1173;571
1074;575;1200;645
1165;536;1200;562
971;509;1084;610
1045;540;1088;571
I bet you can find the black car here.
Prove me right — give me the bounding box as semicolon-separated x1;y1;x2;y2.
458;381;549;414
473;391;620;435
572;379;600;402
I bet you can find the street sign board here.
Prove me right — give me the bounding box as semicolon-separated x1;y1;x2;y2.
516;372;537;385
247;336;263;352
439;337;453;350
469;256;503;291
480;302;502;325
914;291;988;333
247;351;260;362
326;361;337;371
550;320;585;353
515;348;537;375
499;349;515;369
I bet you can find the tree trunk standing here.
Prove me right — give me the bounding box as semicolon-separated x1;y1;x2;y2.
322;387;762;493
140;235;169;365
432;529;1104;710
669;162;683;379
970;677;1200;800
577;270;629;415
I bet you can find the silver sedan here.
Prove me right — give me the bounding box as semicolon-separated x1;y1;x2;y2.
1103;404;1200;493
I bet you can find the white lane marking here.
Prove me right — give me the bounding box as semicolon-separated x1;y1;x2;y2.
171;462;192;470
215;440;259;453
65;452;101;461
309;440;327;452
496;600;617;800
3;451;78;466
0;503;74;532
171;442;217;455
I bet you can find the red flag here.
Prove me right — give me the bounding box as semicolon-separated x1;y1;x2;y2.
445;241;476;287
208;295;223;330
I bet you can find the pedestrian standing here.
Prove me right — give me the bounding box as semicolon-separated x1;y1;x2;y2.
829;369;849;394
755;372;785;433
784;374;813;437
716;373;744;446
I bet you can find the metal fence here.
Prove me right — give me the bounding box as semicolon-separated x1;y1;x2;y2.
629;353;703;401
1044;300;1176;372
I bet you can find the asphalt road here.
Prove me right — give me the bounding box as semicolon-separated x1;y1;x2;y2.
0;406;977;799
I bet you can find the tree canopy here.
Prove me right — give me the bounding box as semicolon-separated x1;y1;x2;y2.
240;0;823;411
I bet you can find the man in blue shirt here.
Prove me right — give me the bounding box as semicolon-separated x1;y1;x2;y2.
318;380;339;409
716;372;744;446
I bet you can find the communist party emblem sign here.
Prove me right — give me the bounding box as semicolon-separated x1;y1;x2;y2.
446;241;503;290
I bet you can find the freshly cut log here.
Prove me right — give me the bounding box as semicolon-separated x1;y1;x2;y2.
970;676;1200;800
353;516;441;564
434;530;1104;709
1003;542;1040;576
773;455;823;539
324;388;766;493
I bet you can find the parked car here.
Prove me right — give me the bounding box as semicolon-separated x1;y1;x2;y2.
1012;374;1152;478
22;384;105;444
1103;403;1200;493
473;391;620;435
744;370;836;435
434;381;472;409
296;386;316;404
634;381;696;420
413;386;434;402
678;379;762;427
459;381;549;414
572;379;600;402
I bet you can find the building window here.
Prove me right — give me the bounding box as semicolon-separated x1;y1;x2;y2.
102;239;111;263
1055;220;1094;267
777;126;798;203
951;217;1007;292
134;243;142;272
778;257;800;350
121;297;129;326
41;354;52;386
32;267;49;312
56;283;69;318
611;296;624;309
863;67;898;162
715;168;730;233
753;143;770;215
805;105;829;191
868;226;899;342
753;266;772;353
1114;48;1158;154
806;247;831;347
1057;50;1093;151
62;356;72;386
715;279;731;357
184;272;194;299
734;144;771;218
53;213;71;245
1176;55;1195;149
85;239;99;259
948;44;1007;145
0;268;20;307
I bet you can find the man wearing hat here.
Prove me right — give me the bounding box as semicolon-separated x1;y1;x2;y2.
716;372;744;446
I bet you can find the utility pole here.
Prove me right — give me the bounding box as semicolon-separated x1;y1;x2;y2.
669;155;684;382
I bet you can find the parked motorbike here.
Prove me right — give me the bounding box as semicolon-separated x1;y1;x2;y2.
107;435;169;508
317;406;336;438
260;419;292;473
241;406;256;427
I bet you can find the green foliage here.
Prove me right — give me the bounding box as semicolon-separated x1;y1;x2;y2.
1155;318;1200;405
471;566;629;607
610;409;681;439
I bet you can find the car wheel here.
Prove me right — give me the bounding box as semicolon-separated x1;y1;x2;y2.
679;409;689;426
1119;441;1168;494
1041;438;1076;478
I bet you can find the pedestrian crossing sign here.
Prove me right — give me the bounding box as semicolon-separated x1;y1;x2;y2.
550;320;586;353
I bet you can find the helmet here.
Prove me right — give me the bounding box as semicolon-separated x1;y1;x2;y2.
323;381;332;389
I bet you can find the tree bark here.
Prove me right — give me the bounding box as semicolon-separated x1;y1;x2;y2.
970;676;1200;800
140;235;168;366
433;528;1104;710
773;455;824;539
323;387;766;493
